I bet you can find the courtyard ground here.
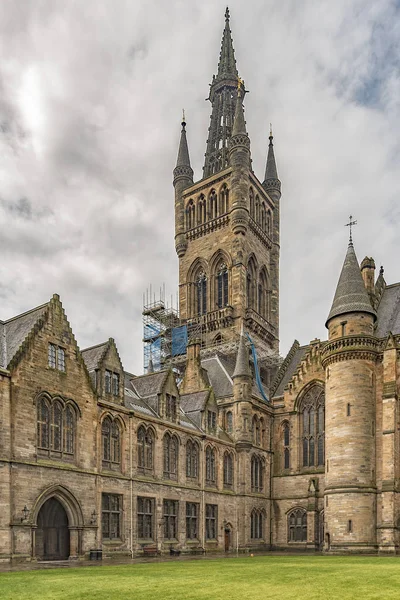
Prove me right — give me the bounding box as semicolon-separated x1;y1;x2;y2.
1;554;400;600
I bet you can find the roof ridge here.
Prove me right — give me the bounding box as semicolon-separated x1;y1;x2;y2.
3;301;49;324
81;341;109;353
270;339;300;397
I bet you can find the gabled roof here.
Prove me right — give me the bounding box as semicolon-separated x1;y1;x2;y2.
81;341;109;372
180;390;210;414
0;302;49;369
130;370;169;399
272;341;309;398
376;283;400;338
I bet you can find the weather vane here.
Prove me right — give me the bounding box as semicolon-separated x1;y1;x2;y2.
345;215;357;244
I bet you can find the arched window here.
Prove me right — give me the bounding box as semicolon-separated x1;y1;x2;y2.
223;452;234;489
260;417;266;448
137;425;154;473
197;194;206;225
252;416;261;446
37;397;50;450
247;257;258;310
217;262;229;308
249;188;255;219
226;411;233;433
186;200;195;230
261;202;266;231
214;333;224;346
283;422;290;470
267;210;272;235
251;509;264;539
163;433;178;480
186;439;199;479
209;189;218;219
37;395;77;458
255;195;260;223
300;385;325;468
288;508;307;542
219;184;229;214
258;268;269;320
196;271;207;316
251;455;264;492
102;417;121;469
205;446;216;486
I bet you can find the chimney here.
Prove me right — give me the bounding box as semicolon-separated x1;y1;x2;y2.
180;339;209;394
360;256;376;296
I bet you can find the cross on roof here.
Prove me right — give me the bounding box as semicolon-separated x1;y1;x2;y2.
345;215;357;245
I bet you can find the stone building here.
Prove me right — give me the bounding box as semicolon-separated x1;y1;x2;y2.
1;9;400;563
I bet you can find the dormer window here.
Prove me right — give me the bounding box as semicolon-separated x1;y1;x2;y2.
105;370;119;396
207;410;217;432
112;373;119;396
166;394;177;420
48;343;66;372
105;370;112;394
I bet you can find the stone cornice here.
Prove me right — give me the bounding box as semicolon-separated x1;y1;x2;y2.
186;214;229;241
321;335;379;367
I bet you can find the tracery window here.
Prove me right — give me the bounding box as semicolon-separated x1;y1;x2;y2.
197;194;206;225
219;184;229;214
137;425;154;473
186;439;199;479
251;509;264;539
186;200;195;230
196;271;207;316
283;422;290;470
102;416;121;470
247;257;258;310
37;395;76;458
163;432;178;480
251;455;264;493
209;189;218;219
300;385;325;468
223;452;234;489
217;262;229;308
205;446;216;486
288;508;307;542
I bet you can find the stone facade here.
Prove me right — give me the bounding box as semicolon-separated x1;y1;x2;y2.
1;8;400;564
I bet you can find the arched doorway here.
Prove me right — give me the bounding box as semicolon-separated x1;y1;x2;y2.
224;525;232;552
35;498;70;560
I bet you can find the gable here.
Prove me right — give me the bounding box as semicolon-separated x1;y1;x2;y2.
0;302;49;369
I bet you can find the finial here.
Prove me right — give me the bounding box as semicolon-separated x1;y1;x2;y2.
380;265;384;276
181;109;186;129
225;6;230;21
269;122;273;137
345;215;357;246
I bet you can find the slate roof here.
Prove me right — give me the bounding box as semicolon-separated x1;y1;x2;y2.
273;343;309;398
130;371;168;398
327;242;377;325
0;303;49;369
376;283;400;338
81;342;108;372
180;390;210;414
202;356;233;397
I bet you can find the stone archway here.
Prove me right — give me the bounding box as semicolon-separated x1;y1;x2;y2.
36;498;70;560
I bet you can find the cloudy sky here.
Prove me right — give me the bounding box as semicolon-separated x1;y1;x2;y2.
1;0;399;374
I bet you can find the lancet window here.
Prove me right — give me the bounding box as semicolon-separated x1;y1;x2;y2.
288;508;307;542
186;200;195;230
196;271;207;315
209;189;218;220
137;425;154;473
217;262;229;308
37;395;76;459
219;184;229;214
102;416;121;470
300;385;325;468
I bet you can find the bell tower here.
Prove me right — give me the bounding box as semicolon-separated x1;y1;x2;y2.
173;8;281;360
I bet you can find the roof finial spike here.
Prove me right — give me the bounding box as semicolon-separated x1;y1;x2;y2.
182;108;186;129
270;122;273;138
225;6;230;21
345;215;357;247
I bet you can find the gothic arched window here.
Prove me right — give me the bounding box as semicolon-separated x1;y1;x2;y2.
252;415;261;446
247;257;258;310
209;189;218;219
251;509;264;539
261;202;266;231
51;400;63;452
37;397;50;450
64;405;75;455
163;432;178;480
255;195;260;223
137;425;154;473
283;422;290;470
300;385;325;468
186;200;195;230
102;416;121;469
196;271;207;315
251;455;264;492
205;446;216;486
197;194;206;225
258;268;269;320
288;508;307;542
226;411;233;433
267;210;272;235
217;262;229;308
186;439;199;479
219;184;229;214
37;395;77;458
223;451;234;488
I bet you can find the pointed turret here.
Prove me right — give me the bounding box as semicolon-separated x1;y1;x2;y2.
231;86;247;137
203;8;240;178
173;115;193;259
263;127;281;200
232;331;251;379
326;240;377;328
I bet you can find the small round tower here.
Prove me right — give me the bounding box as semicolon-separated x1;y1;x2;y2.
321;239;378;553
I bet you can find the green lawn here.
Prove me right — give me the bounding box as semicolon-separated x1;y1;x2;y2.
2;555;400;600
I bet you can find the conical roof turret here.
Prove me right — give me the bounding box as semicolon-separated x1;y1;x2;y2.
326;240;377;327
173;116;193;182
232;330;251;378
263;127;281;195
231;85;247;137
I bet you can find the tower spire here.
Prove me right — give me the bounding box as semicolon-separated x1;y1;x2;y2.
174;113;193;175
263;126;281;196
203;8;240;178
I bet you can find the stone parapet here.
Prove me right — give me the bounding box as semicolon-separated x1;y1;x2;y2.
321;335;379;367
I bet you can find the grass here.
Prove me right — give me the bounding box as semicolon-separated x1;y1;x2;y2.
2;555;400;600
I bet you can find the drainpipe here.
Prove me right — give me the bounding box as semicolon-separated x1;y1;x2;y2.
130;415;134;559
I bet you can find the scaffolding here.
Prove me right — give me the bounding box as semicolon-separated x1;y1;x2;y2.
142;292;180;373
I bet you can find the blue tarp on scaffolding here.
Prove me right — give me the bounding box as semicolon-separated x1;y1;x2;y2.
172;325;188;356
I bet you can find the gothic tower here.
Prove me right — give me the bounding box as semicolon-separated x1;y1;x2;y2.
173;8;281;364
322;238;377;553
